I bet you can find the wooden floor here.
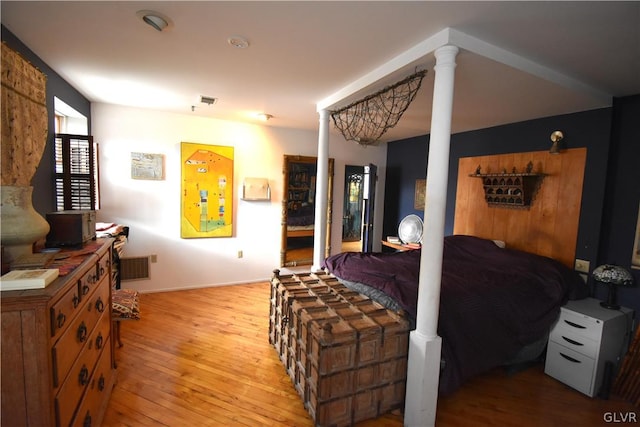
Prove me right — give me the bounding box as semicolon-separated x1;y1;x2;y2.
285;240;362;268
103;282;637;427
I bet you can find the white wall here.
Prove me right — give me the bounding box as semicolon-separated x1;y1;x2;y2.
91;103;387;292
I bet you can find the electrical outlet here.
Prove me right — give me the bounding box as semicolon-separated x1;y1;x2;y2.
237;250;243;259
574;259;590;273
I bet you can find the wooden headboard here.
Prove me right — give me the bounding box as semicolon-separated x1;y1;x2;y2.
453;148;587;268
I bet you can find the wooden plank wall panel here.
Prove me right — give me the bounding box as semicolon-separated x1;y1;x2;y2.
1;311;28;424
454;148;587;267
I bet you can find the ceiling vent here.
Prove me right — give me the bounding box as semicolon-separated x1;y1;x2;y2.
200;96;217;106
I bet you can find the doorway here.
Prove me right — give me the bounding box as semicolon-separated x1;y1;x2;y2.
342;165;364;252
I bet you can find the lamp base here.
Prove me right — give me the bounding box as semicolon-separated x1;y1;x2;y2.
600;301;620;310
600;283;620;310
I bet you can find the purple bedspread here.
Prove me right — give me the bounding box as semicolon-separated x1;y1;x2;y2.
322;235;588;395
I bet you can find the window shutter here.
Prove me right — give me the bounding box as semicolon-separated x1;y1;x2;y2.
54;134;99;211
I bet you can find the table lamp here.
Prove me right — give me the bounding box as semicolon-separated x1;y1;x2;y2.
592;264;635;309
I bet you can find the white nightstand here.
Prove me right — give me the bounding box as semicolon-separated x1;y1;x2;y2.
544;297;634;397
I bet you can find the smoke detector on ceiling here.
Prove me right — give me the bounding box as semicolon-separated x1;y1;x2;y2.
227;35;250;49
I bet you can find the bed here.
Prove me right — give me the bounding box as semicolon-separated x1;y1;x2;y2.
322;234;589;395
286;205;315;237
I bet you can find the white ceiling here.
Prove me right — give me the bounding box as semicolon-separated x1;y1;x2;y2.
2;1;639;143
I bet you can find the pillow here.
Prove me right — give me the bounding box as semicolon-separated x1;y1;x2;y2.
492;239;506;248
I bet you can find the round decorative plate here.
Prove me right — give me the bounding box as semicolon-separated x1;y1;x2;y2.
398;214;423;244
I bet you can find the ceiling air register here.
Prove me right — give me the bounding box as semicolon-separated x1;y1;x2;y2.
330;70;427;146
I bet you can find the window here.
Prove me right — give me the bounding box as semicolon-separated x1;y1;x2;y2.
53;97;98;211
54;134;100;211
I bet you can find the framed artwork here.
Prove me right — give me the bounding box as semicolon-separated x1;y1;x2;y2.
414;179;426;210
131;152;164;180
632;202;640;269
180;142;234;238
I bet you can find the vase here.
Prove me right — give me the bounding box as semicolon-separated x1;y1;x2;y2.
0;185;50;264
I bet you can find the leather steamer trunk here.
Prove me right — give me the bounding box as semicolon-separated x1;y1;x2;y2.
269;270;409;426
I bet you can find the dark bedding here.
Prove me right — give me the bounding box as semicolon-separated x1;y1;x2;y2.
322;234;588;395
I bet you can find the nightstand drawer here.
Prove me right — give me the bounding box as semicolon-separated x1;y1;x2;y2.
549;323;599;359
556;308;603;341
545;342;596;396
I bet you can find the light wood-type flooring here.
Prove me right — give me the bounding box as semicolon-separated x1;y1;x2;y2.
103;282;637;426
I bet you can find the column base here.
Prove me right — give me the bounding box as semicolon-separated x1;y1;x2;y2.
404;331;442;427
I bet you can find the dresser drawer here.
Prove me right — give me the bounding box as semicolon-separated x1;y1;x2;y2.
545;342;596;396
549;323;599;359
97;249;111;283
71;336;114;427
79;260;100;302
50;281;82;339
55;310;111;427
556;308;603;341
52;279;110;387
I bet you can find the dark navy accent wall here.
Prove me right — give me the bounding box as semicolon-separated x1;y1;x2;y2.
385;102;639;314
2;26;91;216
596;95;640;313
383;135;430;238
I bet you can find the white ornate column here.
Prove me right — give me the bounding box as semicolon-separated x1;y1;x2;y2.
404;44;459;427
312;109;330;271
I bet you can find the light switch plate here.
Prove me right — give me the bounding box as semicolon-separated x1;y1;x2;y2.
574;259;590;273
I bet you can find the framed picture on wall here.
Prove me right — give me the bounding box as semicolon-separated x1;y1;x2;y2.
131;152;164;180
632;202;640;269
414;179;426;210
180;142;234;238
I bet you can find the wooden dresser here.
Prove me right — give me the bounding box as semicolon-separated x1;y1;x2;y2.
1;238;117;427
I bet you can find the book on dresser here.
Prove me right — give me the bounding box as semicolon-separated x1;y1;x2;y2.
0;268;59;290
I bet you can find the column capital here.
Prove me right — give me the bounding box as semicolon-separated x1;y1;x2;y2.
434;45;459;69
318;108;330;121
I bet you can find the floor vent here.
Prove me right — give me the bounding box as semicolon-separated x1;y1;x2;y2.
120;256;150;281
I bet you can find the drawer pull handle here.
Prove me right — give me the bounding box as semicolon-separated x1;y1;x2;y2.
95;298;105;313
73;294;80;308
564;320;586;329
83;411;92;427
95;333;104;349
561;336;583;346
57;312;66;329
77;322;88;342
79;365;90;385
559;352;581;364
82;284;90;296
98;374;105;391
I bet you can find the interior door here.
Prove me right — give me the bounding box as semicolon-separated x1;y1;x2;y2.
361;164;377;252
342;166;364;242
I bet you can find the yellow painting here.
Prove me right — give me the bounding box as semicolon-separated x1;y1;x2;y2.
181;142;234;238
